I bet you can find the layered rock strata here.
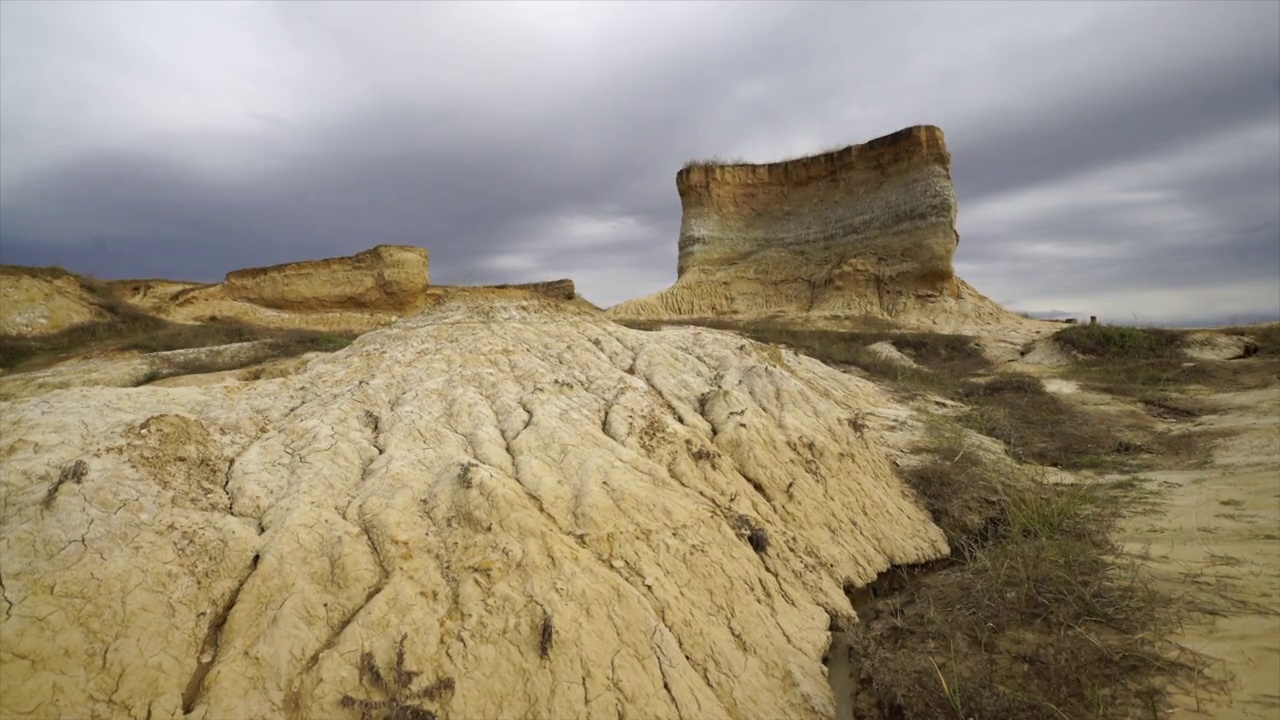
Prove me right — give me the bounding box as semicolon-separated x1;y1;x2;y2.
608;125;1015;326
0;292;947;719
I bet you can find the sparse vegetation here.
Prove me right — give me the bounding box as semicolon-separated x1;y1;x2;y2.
340;634;454;720
43;459;88;509
629;318;1231;718
627;318;1217;472
0;264;80;281
956;374;1151;471
680;155;747;169
680;142;856;170
120;319;265;354
538;613;555;660
1053;323;1280;398
1;311;358;375
619;317;985;396
844;419;1212;720
731;513;771;554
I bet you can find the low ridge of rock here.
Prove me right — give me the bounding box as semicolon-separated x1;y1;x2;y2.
218;244;432;312
0;247;593;343
0;292;946;719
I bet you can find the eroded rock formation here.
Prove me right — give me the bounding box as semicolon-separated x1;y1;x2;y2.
219;245;431;312
608;126;1016;327
0;291;947;719
0;247;592;339
0;269;109;336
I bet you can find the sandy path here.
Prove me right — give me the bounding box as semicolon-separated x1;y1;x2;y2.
1116;387;1280;719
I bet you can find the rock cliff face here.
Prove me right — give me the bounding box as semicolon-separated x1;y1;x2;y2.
608;126;1015;327
0;292;947;720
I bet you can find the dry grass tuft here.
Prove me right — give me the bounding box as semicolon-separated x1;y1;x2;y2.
842;420;1217;720
680;155;748;169
956;374;1150;471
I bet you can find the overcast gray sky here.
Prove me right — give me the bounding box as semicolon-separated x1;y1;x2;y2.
1;1;1277;325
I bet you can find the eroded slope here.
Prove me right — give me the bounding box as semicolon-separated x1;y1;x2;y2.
0;293;946;720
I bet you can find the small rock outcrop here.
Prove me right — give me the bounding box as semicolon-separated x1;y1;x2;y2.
1181;331;1260;361
219;245;431;312
608;126;1016;327
0;291;947;720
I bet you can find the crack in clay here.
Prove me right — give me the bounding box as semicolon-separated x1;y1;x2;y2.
0;571;12;623
287;574;388;716
360;410;385;455
736;465;774;506
181;551;260;714
650;626;686;717
303;582;385;675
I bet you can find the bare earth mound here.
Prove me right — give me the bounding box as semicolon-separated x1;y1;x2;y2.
0;292;947;719
607;126;1021;329
0;267;110;336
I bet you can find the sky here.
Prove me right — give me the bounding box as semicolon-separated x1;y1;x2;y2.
1;1;1277;326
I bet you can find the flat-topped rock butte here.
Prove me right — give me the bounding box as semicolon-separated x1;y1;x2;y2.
607;125;1019;328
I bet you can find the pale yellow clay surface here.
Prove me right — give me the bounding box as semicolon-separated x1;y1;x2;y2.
607;126;1024;329
0;342;285;401
0;292;948;720
0;272;108;336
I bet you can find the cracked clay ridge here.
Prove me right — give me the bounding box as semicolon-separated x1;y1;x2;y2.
0;294;947;719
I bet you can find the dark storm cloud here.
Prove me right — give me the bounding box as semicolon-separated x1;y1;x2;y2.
1;0;1277;321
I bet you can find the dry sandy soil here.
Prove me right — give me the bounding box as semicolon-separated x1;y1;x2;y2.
1114;386;1280;719
1017;353;1279;719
